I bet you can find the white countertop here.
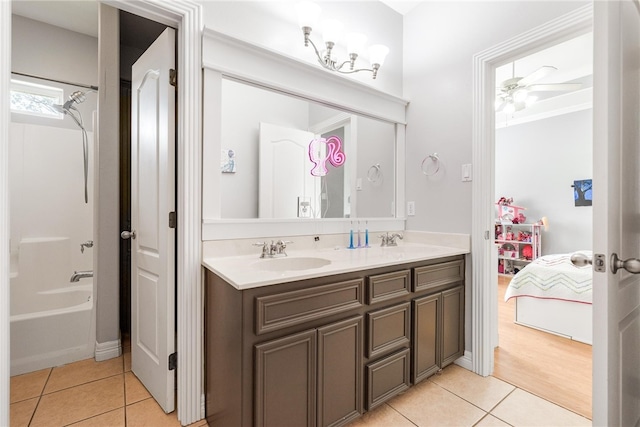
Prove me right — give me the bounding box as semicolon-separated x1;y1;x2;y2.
203;242;468;290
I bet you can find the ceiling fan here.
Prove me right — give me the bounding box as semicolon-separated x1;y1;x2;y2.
495;64;582;114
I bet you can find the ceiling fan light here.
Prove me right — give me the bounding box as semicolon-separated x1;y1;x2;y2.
513;89;528;103
525;95;538;107
503;102;516;115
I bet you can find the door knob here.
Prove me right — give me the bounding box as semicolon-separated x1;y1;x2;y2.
570;252;592;267
121;230;137;240
611;253;640;274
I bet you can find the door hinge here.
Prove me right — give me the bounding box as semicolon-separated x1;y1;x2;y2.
169;69;177;87
168;352;177;371
169;211;177;229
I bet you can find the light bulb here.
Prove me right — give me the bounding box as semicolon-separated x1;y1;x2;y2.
346;32;367;55
525;95;538;107
296;1;321;29
513;89;528;103
322;19;343;44
368;44;389;66
503;102;516;115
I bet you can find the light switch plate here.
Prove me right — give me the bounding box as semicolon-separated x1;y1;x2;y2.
462;164;472;182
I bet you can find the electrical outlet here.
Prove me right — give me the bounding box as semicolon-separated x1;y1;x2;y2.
407;201;416;216
297;196;311;218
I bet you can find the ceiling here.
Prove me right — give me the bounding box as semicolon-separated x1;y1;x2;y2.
379;0;423;15
495;31;593;128
12;0;99;38
12;0;592;127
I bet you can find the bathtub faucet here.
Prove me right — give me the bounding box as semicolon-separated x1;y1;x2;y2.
70;270;93;282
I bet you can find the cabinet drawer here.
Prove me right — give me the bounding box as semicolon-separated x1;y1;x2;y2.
365;348;410;410
255;279;364;335
366;302;410;358
367;270;410;304
413;260;464;292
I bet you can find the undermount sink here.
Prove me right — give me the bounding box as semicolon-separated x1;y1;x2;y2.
252;256;332;272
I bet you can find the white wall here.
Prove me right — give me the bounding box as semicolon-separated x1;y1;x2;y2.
496;109;592;255
199;0;404;97
11;15;98;90
403;1;589;234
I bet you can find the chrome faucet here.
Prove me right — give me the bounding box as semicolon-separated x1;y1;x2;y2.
80;240;94;253
70;270;93;282
253;240;292;258
379;232;404;247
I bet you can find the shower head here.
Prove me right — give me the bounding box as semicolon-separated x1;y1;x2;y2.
62;90;87;110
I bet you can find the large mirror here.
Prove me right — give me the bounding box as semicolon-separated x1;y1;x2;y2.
219;78;396;219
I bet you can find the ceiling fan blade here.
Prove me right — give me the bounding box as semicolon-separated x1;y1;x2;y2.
527;83;583;92
518;65;557;86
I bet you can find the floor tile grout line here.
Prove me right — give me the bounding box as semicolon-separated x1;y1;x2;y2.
27;368;53;427
484;387;518;427
383;401;420;427
490;375;593;421
41;368;126;396
426;376;496;416
61;406;124;427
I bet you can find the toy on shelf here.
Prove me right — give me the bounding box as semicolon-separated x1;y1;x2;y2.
495;197;526;223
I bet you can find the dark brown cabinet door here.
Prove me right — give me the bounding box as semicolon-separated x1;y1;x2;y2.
317;316;363;427
441;285;464;367
255;329;317;427
412;293;440;384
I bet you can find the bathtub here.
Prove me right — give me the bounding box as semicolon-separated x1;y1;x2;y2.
10;238;96;376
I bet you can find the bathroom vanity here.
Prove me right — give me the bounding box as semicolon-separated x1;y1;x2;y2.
203;244;466;427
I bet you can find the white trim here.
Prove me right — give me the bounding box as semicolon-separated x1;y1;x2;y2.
95;339;122;362
202;29;408;125
0;2;10;424
202;218;405;241
454;351;473;371
471;5;592;377
201;29;408;241
104;1;203;423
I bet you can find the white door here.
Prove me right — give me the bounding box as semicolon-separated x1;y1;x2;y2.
128;27;176;413
258;123;320;218
592;1;640;425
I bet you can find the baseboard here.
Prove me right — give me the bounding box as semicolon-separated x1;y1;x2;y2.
454;350;473;371
94;339;121;361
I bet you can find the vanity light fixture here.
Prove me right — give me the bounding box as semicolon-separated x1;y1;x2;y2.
296;1;389;79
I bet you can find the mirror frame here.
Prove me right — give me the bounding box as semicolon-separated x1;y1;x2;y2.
202;29;408;240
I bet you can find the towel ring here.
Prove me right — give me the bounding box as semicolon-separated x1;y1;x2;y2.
421;153;440;176
367;164;383;183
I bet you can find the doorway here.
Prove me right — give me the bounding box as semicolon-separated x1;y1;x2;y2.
469;0;593;418
491;34;594;418
118;9;169;339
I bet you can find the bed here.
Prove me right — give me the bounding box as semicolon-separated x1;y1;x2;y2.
504;251;593;344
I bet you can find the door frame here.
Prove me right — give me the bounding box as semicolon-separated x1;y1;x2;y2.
0;1;11;424
104;1;203;423
470;3;592;377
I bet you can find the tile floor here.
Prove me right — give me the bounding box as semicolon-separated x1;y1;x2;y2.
10;338;207;427
347;364;591;427
11;353;591;426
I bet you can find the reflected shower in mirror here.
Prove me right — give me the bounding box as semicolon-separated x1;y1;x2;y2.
220;78;396;219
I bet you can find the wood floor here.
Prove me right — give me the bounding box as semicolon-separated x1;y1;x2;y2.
493;275;593;419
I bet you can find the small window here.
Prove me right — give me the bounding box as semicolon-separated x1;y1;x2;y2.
10;79;64;119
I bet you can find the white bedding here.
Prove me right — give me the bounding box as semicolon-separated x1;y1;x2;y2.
504;251;593;304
